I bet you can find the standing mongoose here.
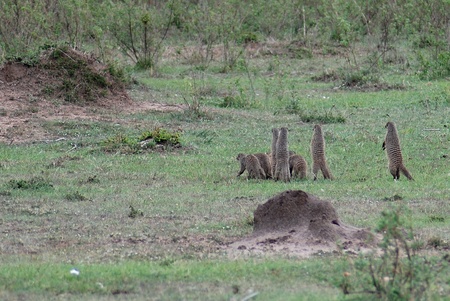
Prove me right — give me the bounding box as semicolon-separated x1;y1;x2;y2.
270;128;279;177
289;154;308;179
236;153;266;180
274;127;291;182
310;124;333;180
382;121;414;180
254;153;272;179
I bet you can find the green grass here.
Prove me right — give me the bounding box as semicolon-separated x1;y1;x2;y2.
0;47;449;300
0;259;346;300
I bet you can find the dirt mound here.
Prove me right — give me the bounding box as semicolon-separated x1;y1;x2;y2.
228;190;378;257
0;48;180;144
1;47;130;103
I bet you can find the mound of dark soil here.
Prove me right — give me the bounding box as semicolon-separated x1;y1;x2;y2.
254;190;341;240
0;47;137;144
228;190;378;257
0;47;130;103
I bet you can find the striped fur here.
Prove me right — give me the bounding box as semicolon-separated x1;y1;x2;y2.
383;122;413;180
274;127;291;182
254;153;272;179
310;124;333;180
289;154;308;179
236;153;266;180
270;128;279;178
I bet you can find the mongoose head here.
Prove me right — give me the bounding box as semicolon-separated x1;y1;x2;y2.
313;124;322;133
236;153;246;161
385;121;395;129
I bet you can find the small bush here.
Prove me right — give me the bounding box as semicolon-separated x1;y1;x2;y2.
236;32;259;45
128;205;144;218
101;128;182;154
65;191;90;202
8;177;53;190
341;70;379;87
341;206;449;300
107;61;131;85
101;134;140;154
139;128;182;146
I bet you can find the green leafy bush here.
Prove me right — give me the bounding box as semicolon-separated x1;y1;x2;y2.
139;128;182;146
101;128;182;154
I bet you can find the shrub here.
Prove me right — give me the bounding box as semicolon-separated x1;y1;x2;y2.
8;177;53;190
417;51;450;80
101;134;140;154
101;128;182;154
341;206;449;300
128;205;144;218
139;127;182;146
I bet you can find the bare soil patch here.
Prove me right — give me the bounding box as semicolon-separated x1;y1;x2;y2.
227;190;379;258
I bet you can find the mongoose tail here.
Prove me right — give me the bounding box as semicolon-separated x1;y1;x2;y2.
400;164;414;180
321;165;334;180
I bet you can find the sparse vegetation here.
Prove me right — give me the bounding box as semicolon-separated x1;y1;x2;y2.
139;127;182;146
8;177;53;190
0;1;449;300
341;206;449;300
128;205;144;218
101;128;182;154
65;191;91;202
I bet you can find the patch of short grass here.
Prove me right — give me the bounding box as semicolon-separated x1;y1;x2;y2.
0;258;346;300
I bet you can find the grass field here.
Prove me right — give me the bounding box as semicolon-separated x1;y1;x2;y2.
0;46;449;300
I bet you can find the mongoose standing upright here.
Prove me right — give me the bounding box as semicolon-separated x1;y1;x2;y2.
274;127;291;182
236;153;266;180
270;128;279;177
310;124;333;180
382;121;414;180
289;153;308;179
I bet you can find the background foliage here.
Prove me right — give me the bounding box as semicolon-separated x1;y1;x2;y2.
1;0;449;76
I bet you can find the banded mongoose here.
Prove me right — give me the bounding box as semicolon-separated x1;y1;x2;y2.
236;153;266;180
382;121;414;180
270;128;279;177
274;127;291;182
254;153;272;179
289;153;308;179
310;124;333;180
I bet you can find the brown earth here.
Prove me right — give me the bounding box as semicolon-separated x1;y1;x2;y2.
227;190;379;257
0;48;185;145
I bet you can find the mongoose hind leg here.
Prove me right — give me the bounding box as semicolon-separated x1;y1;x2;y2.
312;163;320;181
